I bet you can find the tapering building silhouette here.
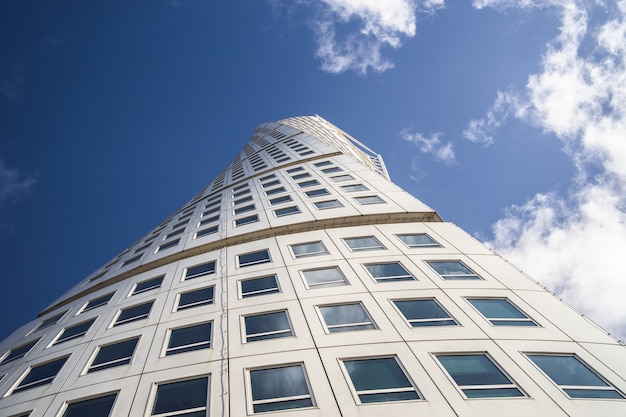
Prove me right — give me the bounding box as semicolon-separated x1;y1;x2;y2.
1;116;625;417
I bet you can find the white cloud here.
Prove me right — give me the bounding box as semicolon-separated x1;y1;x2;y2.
475;0;626;340
0;158;35;206
313;0;419;74
463;91;527;145
401;129;456;163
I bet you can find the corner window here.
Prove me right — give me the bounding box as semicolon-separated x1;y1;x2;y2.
244;310;293;342
274;206;300;217
238;249;271;268
13;357;68;393
177;287;214;311
467;298;536;326
342;357;420;403
343;236;384;251
354;195;385;205
302;267;347;288
88;338;139;373
113;301;153;326
166;322;212;355
0;339;39;365
82;292;114;312
396;234;440;248
249;364;314;413
363;262;414;282
235;214;259;226
341;184;369;192
184;261;216;280
151;377;209;417
54;319;96;345
240;275;279;298
437;354;525;398
393;299;457;327
427;261;481;280
304;188;330;198
131;275;164;295
61;393;117;417
290;241;327;258
527;354;624;399
318;303;376;333
314;199;343;210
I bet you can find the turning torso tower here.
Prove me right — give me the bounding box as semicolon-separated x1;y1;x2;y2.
1;116;625;417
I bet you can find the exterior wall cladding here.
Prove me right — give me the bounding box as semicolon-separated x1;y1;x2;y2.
1;116;625;417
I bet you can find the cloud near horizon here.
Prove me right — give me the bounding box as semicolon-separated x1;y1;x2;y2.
471;0;626;340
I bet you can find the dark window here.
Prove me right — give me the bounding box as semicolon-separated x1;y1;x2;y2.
264;187;286;196
241;275;280;298
62;393;117;417
13;357;68;393
393;299;457;326
166;322;212;355
132;276;164;295
88;338;139;373
83;293;114;312
297;179;319;188
55;319;96;345
1;339;39;365
235;214;259;226
249;365;313;413
195;225;218;238
238;250;271;267
364;262;414;282
114;302;153;326
178;287;214;311
468;298;536;326
269;195;292;205
304;188;330;198
244;311;293;342
343;357;420;403
185;261;216;280
151;377;209;417
274;206;300;217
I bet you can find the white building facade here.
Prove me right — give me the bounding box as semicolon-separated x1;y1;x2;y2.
1;115;625;417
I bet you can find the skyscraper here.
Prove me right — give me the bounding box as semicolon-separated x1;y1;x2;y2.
0;115;624;417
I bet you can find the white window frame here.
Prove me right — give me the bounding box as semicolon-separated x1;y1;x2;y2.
342;236;385;252
317;302;376;333
289;241;328;258
165;322;212;356
176;286;215;311
363;262;414;282
301;266;347;289
466;298;537;326
392;298;457;327
246;363;315;414
242;310;294;343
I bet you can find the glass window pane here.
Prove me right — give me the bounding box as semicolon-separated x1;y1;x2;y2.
235;214;259;226
302;267;347;288
468;299;535;326
115;302;153;325
427;261;480;280
344;237;384;251
314;200;343;210
397;234;439;248
185;262;216;279
14;357;68;392
290;242;327;258
1;340;39;364
167;323;212;355
56;319;95;344
178;287;214;310
245;311;293;342
354;195;385;205
438;354;514;386
89;338;139;372
528;355;609;387
319;303;375;332
345;357;412;391
274;206;300;217
250;365;312;413
83;293;114;312
364;263;413;281
341;184;369;192
152;377;208;415
305;188;329;197
62;393;117;417
394;299;456;326
133;276;163;295
241;276;279;298
238;250;271;267
331;175;354;182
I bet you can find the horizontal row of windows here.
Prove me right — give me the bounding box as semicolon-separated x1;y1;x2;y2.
8;351;623;417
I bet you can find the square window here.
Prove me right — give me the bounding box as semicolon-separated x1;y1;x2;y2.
302;267;347;288
427;261;481;280
264;187;286;196
151;377;209;417
331;174;354;182
157;239;180;252
249;364;314;413
343;236;385;251
244;310;293;342
82;292;114;313
274;206;300;217
0;340;39;365
269;195;292;205
174;284;213;310
341;184;369;192
304;188;330;198
131;275;164;295
467;298;536;326
393;299;457;327
185;261;216;280
437;354;525;398
396;234;440;248
290;241;328;258
54;319;96;345
363;262;414;282
195;225;218;238
238;249;271;268
354;195;385;205
88;338;139;373
527;354;624;399
291;173;311;180
318;303;376;333
13;356;68;393
235;214;259;226
234;204;255;215
314;199;343;210
61;393;117;417
342;357;420;403
297;179;319;188
240;275;280;298
113;301;153;326
166;322;212;355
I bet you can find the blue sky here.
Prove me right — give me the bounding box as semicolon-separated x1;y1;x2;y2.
1;0;625;342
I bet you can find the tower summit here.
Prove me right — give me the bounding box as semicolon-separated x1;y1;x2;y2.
1;116;625;417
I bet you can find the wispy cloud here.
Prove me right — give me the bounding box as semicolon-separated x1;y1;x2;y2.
463;91;527;145
0;157;36;211
474;0;626;340
401;129;456;163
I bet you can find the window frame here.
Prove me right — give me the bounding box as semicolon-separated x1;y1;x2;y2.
467;298;537;326
112;301;153;327
304;188;330;198
317;302;376;333
165;322;213;356
60;392;118;417
176;286;215;311
87;337;140;373
81;292;115;313
234;214;259;226
273;205;300;217
354;195;385;205
239;275;280;298
237;249;271;268
342;236;385;252
12;356;69;393
363;262;415;282
54;318;96;345
396;233;441;248
392;298;457;327
150;376;210;417
242;310;294;343
247;363;315;414
0;339;40;365
131;275;164;296
313;199;343;210
289;241;328;258
426;260;482;280
184;261;216;280
301;266;347;289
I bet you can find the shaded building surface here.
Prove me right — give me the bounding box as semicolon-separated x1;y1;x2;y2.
1;115;625;417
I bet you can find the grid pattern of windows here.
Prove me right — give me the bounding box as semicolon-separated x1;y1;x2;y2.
342;357;420;403
249;364;313;413
427;261;481;280
177;287;214;311
244;311;293;342
13;356;68;393
241;275;279;298
88;338;139;373
467;298;536;326
151;377;209;417
166;322;212;355
393;299;457;326
318;303;375;333
527;354;624;399
437;354;524;398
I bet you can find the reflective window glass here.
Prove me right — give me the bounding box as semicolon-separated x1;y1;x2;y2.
364;263;414;282
393;299;457;326
185;261;216;280
343;357;420;403
396;234;440;248
468;299;536;326
114;302;153;326
14;357;68;393
244;311;293;342
178;287;214;311
427;261;481;280
343;236;384;251
318;303;375;333
241;275;279;298
166;322;212;355
290;241;327;258
152;377;209;417
62;393;117;417
88;338;139;373
302;267;347;288
249;365;313;413
238;250;271;267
